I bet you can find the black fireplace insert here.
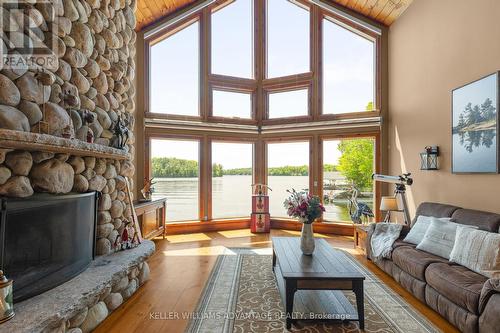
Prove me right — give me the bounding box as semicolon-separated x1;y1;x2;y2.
0;192;98;302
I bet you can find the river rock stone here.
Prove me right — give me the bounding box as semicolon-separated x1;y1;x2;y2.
99;193;112;210
0;105;30;131
121;278;137;299
112;276;129;292
138;262;150;284
45;102;74;137
97;223;113;238
0;176;33;197
119;160;134;177
68;156;85;174
30;159;74;193
16;73;49;104
64;47;88;68
88;174;106;191
71;68;91;94
98;211;112;225
71;22;94;57
103;164;117;179
96;237;111;255
95;107;112;129
104;293;123;311
57;59;72;81
110;200;124;218
0;74;20;106
63;0;80;22
80;301;108;333
0;167;11;185
70;109;83;130
93;71;108;94
84;156;96;169
5;151;33;176
32;152;54;163
73;174;89;192
68;306;88;328
18;100;43;125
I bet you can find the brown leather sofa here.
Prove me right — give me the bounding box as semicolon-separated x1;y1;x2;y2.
366;202;500;333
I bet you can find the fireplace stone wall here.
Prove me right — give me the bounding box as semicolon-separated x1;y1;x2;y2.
0;1;153;331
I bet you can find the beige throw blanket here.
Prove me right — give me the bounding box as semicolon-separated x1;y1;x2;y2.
370;223;403;261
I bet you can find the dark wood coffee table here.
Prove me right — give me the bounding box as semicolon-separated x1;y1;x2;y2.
272;237;365;330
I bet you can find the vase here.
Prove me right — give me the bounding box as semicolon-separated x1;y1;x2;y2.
300;221;315;255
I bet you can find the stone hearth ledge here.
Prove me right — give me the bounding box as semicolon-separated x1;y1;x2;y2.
0;129;130;160
1;240;155;333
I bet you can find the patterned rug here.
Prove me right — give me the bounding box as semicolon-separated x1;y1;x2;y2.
186;247;440;333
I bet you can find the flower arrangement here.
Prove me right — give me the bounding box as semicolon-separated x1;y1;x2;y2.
283;189;325;224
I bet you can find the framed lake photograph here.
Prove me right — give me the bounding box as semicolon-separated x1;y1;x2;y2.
452;72;499;173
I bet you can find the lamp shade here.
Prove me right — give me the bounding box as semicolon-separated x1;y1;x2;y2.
380;196;399;211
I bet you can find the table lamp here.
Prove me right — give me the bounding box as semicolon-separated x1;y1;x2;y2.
380;196;399;222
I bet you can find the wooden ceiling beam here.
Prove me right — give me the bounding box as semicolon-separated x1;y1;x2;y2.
135;0;412;31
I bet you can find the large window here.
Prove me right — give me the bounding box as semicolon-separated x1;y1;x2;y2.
268;89;309;118
151;139;199;222
267;142;310;218
212;142;253;218
212;0;253;78
267;0;310;78
145;0;381;225
322;18;375;114
150;21;199;116
322;138;374;223
212;90;252;119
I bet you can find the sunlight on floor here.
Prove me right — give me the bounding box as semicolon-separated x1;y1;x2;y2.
217;229;255;238
162;245;229;256
281;230;333;239
166;233;212;243
240;240;272;246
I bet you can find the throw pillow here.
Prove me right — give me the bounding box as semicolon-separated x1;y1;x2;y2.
403;215;451;245
450;226;500;278
416;218;476;259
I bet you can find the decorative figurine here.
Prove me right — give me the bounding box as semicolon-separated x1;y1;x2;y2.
140;178;156;202
86;128;94;143
111;116;130;149
59;90;79;109
0;270;14;324
80;109;96;126
113;220;139;251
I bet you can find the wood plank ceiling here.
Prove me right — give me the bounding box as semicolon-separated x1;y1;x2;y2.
135;0;413;31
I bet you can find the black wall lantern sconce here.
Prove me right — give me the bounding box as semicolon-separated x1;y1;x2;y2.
420;146;439;170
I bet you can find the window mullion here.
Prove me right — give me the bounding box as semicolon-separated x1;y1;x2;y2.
200;9;211;121
311;5;321;120
255;0;265;125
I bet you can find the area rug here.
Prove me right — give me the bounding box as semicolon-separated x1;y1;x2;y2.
186;248;440;333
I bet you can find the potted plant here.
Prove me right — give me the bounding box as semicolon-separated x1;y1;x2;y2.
283;189;325;255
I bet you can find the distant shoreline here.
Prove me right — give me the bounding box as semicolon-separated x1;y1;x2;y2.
453;119;496;133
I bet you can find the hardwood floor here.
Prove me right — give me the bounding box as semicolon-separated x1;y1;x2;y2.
95;229;459;333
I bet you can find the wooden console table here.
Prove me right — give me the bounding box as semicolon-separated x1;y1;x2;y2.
134;198;167;239
354;225;370;255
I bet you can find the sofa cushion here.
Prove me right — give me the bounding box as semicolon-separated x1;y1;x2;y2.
451;208;500;232
426;285;479;333
416;219;476;259
425;262;487;314
450;227;500;278
479;293;500;333
392;239;415;249
403;215;451;245
411;202;460;226
392;246;447;281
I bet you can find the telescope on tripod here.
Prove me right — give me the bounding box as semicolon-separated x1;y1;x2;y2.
372;173;413;225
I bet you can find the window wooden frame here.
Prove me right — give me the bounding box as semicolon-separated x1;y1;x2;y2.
142;0;384;230
144;0;381;123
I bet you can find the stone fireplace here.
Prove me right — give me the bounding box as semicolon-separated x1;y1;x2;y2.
0;0;154;332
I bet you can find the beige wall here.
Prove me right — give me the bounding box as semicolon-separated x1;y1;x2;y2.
388;0;500;216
